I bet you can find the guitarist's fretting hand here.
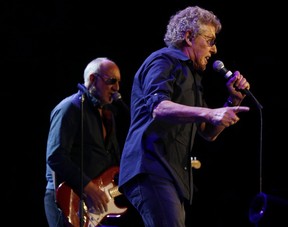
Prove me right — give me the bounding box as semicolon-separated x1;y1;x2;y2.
84;181;110;213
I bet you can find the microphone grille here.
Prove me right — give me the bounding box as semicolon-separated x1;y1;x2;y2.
213;60;224;72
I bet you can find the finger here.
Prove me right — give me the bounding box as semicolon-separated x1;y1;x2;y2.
97;204;105;213
232;106;250;113
245;82;250;90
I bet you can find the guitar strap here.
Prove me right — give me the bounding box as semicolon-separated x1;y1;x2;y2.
52;170;62;205
52;170;58;202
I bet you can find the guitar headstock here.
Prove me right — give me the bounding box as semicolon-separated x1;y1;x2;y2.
191;157;201;169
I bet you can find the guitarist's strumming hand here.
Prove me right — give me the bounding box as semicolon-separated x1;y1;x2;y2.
56;166;127;226
84;180;110;213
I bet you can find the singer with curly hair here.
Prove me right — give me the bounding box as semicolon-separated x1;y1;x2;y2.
118;5;251;227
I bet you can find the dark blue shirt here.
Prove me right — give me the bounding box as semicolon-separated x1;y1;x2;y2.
45;90;120;195
119;46;206;201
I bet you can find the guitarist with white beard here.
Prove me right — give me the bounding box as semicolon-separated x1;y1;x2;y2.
44;57;143;227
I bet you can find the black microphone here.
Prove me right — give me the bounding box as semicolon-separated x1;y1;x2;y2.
213;60;263;109
112;92;130;113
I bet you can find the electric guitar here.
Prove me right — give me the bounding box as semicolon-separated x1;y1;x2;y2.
56;160;201;227
56;166;127;227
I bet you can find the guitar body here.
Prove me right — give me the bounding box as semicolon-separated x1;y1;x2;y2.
56;166;127;227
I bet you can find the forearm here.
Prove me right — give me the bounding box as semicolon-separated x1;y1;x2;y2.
198;121;225;141
152;100;212;124
153;101;226;141
153;100;248;141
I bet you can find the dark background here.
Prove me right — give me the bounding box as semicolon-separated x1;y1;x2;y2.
3;0;287;226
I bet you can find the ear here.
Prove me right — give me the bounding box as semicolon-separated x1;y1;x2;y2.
185;31;193;45
89;73;96;83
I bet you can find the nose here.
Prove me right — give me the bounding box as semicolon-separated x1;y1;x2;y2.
112;81;120;91
211;45;217;54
